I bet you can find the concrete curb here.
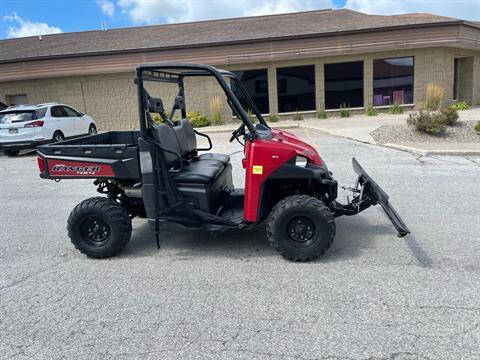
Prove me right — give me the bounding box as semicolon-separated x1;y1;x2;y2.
383;143;480;156
202;121;480;156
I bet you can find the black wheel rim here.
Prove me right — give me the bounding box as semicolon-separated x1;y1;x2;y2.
287;216;316;246
89;126;96;134
81;216;110;246
54;134;64;142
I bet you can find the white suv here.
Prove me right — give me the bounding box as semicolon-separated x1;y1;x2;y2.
0;103;97;156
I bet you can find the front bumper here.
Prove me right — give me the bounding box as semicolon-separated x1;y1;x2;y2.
0;139;50;151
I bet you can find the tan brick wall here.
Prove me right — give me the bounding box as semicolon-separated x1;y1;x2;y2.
0;47;478;131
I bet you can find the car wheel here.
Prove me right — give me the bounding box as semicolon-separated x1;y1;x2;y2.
68;197;132;258
88;124;97;135
3;150;20;157
53;131;65;143
267;195;336;261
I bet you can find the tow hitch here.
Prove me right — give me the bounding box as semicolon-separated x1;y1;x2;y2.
331;158;410;237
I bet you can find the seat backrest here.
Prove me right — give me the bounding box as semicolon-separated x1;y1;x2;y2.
173;119;197;157
150;124;181;167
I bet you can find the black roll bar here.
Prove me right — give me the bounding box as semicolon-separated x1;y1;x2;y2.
136;62;265;138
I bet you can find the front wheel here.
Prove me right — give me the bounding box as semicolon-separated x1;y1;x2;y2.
267;195;335;261
67;197;132;258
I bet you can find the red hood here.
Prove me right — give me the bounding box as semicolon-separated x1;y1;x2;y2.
270;128;323;165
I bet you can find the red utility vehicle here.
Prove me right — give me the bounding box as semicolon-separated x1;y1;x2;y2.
37;63;409;261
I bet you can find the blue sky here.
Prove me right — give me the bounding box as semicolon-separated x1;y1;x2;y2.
0;0;478;39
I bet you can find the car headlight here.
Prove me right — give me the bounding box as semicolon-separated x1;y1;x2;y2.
295;155;308;167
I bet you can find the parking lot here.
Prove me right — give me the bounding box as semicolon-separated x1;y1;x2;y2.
1;128;479;359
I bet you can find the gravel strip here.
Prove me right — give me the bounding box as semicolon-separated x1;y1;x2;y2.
370;120;480;144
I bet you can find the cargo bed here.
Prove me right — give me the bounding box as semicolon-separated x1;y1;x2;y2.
37;131;141;180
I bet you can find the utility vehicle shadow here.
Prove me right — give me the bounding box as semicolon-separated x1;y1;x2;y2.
121;213;408;262
122;220;274;260
321;215;398;263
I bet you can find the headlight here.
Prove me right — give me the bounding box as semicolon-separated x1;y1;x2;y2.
295;155;308;167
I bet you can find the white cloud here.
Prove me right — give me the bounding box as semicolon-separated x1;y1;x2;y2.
108;0;480;26
116;0;331;24
345;0;479;21
97;0;116;18
3;12;63;39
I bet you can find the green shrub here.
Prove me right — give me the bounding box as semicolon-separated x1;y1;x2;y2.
365;105;378;116
246;109;255;123
209;96;223;125
407;111;445;134
339;103;350;118
475;121;480;133
317;109;328;119
440;107;459;126
268;113;279;122
449;101;469;110
293;111;304;121
186;111;210;128
388;103;404;114
151;112;164;124
425;83;444;111
211;112;223;126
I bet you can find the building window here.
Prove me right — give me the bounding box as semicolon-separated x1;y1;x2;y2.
324;61;364;109
232;69;269;114
373;57;414;106
277;65;315;113
6;94;28;106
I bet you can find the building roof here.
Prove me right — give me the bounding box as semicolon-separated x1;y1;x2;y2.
0;9;473;64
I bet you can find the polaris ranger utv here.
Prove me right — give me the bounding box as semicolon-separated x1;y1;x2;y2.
37;63;409;261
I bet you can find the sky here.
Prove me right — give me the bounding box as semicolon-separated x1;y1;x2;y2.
0;0;479;39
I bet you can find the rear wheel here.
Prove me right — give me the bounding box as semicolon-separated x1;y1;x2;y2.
67;197;132;258
267;195;335;261
3;150;20;157
88;124;97;135
52;131;65;143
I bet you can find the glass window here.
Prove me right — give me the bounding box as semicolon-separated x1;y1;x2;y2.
324;61;364;109
63;106;81;117
277;65;315;113
232;69;269;114
373;57;414;106
35;107;47;119
0;111;35;124
51;106;68;118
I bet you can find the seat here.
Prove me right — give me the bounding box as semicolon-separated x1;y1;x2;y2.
173;119;230;167
150;123;224;185
173;160;224;184
198;153;230;166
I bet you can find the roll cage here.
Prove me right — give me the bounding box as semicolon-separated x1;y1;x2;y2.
135;62;269;138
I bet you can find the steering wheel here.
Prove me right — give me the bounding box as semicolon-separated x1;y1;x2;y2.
229;123;246;142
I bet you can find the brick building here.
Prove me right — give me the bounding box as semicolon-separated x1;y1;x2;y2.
0;9;479;130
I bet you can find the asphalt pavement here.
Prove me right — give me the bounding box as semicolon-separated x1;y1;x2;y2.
1;129;479;359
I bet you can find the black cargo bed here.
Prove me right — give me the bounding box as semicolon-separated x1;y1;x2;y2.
37;131;141;180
